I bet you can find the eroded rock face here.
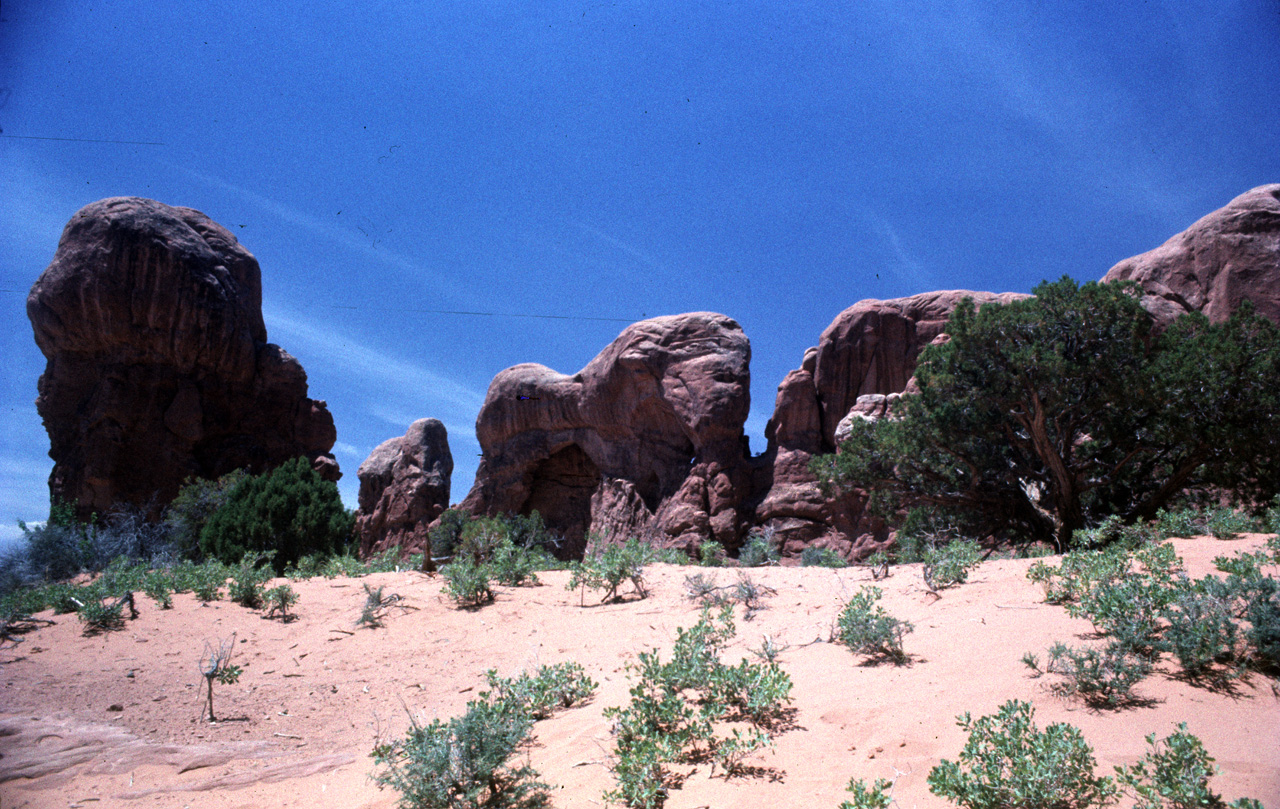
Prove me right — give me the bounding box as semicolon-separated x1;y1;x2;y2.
459;312;752;558
28;197;339;519
756;290;1027;558
1102;184;1280;326
355;419;452;558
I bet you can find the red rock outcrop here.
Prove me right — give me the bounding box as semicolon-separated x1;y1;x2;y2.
355;419;452;559
1102;184;1280;326
459;312;752;558
756;290;1027;558
27;197;339;520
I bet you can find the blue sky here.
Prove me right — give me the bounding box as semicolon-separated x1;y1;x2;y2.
2;1;1278;548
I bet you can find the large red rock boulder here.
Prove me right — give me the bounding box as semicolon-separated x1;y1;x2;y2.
1102;184;1280;325
459;312;752;558
355;419;452;559
756;290;1027;557
27;197;339;520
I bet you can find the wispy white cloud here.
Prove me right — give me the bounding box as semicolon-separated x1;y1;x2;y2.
570;220;666;272
862;209;933;292
333;441;362;459
174;166;468;302
264;305;487;417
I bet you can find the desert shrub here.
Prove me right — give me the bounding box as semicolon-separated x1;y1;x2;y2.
363;546;404;573
45;582;83;614
836;586;913;665
923;539;983;590
443;557;495;608
141;569;175;609
499;511;561;557
840;778;894;809
373;700;547;809
1242;580;1280;673
95;555;148;597
483;662;597;720
428;507;471;561
684;572;774;619
264;584;298;620
199;456;353;573
1115;723;1261;809
1204;507;1260;540
228;551;274;608
320;553;366;578
1154;506;1202;539
1162;589;1241;680
165;469;248;559
801;546;848;568
604;606;792;807
698;540;727;567
1043;641;1153;707
77;592;137;633
566;537;655;605
1068;515;1158;552
372;660;593;809
178;559;228;602
927;699;1117;809
738;527;780;567
488;538;551;587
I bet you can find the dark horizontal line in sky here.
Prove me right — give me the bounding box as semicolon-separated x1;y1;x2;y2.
330;305;635;323
0;134;166;146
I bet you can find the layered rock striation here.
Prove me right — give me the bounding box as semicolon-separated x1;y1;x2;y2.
355;419;452;559
28;197;338;519
459;312;752;559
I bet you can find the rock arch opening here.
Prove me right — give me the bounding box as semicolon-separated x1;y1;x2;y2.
522;443;600;561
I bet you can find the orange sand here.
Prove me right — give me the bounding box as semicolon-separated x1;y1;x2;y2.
2;535;1277;808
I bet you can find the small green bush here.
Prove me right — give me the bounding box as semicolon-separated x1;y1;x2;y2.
264;584;298;620
228;551;274;608
738;527;780;567
372;659;593;809
603;606;792;808
1204;507;1260;540
377;700;550;809
77;593;136;633
836;586;913;665
927;699;1117;809
801;546;848;568
1155;506;1202;539
698;540;727;567
142;569;174;609
1162;590;1241;681
482;662;597;720
443;557;495;608
428;507;471;562
199;456;353;573
840;778;894;809
1116;723;1258;809
923;539;983;590
1043;641;1152;708
566;537;655;605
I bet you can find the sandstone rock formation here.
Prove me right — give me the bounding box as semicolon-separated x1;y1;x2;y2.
28;197;339;520
1102;184;1280;326
355;419;452;558
459;313;752;559
755;290;1027;557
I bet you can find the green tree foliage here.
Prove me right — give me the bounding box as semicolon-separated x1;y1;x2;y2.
813;279;1280;549
165;469;247;559
199;457;353;572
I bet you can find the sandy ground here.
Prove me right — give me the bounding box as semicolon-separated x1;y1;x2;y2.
1;535;1277;809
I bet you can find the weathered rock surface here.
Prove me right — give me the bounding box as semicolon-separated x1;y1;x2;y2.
355;419;452;558
756;290;1027;558
1102;184;1280;325
28;197;339;519
459;313;752;558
